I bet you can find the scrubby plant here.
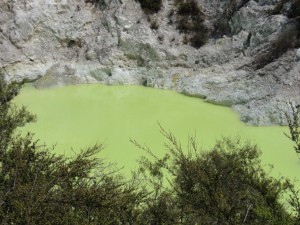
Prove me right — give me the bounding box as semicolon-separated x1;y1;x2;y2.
3;69;300;224
175;0;207;48
132;125;297;224
136;0;162;14
190;32;208;48
0;72;145;224
285;101;300;156
177;0;201;16
177;17;194;33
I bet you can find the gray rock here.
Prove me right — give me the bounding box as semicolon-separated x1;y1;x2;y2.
0;0;299;125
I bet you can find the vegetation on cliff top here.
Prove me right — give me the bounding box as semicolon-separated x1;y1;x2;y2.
136;0;162;14
175;0;208;48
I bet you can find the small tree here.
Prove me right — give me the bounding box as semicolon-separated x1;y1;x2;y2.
285;101;300;156
0;71;144;224
136;0;162;14
132;125;295;224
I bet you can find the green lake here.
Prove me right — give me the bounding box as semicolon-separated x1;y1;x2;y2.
14;84;298;185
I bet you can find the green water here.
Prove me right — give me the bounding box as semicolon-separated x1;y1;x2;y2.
14;84;297;185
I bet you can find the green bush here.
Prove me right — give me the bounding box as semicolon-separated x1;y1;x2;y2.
190;32;208;49
285;101;300;155
132;125;299;224
177;0;202;16
175;0;207;48
0;72;144;224
3;70;300;224
177;17;195;33
136;0;162;14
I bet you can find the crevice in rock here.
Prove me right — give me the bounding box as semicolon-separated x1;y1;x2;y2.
67;39;81;48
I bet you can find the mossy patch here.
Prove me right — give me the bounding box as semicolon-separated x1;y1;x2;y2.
172;73;180;85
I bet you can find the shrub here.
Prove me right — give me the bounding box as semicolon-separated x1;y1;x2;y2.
177;17;195;33
136;0;162;14
3;70;300;223
285;101;300;155
177;0;202;16
190;32;208;49
175;0;207;48
0;72;144;224
132;125;297;224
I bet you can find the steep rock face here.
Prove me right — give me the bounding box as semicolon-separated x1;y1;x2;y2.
0;0;299;125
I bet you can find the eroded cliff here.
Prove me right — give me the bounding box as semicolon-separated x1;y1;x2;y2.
1;0;299;125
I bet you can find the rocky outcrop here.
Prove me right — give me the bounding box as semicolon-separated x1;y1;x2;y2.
0;0;299;125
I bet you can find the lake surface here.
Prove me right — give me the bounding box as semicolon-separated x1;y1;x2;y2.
14;84;297;185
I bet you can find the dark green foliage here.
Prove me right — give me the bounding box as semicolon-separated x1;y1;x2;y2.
0;75;36;151
286;180;300;223
139;191;179;224
285;101;300;156
3;69;300;224
136;0;162;14
0;72;144;224
177;0;202;16
189;32;208;49
177;17;194;33
175;0;207;48
0;140;142;224
177;16;205;33
132;125;296;224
